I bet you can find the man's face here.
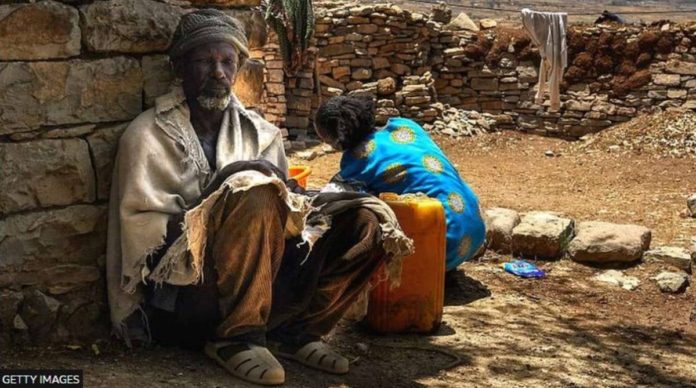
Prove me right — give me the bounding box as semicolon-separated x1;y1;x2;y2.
178;42;240;111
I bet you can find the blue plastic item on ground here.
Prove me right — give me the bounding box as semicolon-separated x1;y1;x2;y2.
503;260;546;278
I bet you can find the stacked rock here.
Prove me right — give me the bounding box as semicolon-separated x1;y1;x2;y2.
396;72;440;123
424;107;498;137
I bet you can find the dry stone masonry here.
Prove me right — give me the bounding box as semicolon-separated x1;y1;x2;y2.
0;0;270;346
274;2;696;147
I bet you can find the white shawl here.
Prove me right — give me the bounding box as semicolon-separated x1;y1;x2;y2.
106;87;287;339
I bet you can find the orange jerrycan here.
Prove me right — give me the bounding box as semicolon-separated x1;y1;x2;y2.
365;193;446;334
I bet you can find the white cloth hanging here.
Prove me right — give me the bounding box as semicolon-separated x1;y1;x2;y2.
521;8;568;112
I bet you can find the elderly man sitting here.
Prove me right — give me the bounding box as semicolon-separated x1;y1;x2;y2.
106;9;411;386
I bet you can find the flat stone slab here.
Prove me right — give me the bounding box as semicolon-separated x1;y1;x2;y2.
485;207;520;253
644;246;693;273
568;221;651;263
653;271;689;294
511;212;574;259
593;270;640;291
666;60;696;75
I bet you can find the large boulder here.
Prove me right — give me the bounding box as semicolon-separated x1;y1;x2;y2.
80;0;185;54
0;139;95;215
511;212;574;259
485;207;521;253
0;1;81;60
644;246;693;273
568;221;651;263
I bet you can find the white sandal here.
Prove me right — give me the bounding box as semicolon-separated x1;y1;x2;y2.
277;341;349;375
205;341;285;386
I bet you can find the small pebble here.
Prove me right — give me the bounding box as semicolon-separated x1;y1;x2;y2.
356;342;369;353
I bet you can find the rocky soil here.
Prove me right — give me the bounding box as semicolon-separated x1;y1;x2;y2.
572;110;696;158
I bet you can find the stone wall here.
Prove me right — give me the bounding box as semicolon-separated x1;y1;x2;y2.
0;0;272;346
279;3;696;142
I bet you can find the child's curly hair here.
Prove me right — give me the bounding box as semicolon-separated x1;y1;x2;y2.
314;95;376;151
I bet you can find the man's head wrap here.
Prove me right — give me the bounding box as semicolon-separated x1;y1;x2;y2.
169;9;249;62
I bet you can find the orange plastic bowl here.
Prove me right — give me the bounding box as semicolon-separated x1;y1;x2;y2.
288;165;312;188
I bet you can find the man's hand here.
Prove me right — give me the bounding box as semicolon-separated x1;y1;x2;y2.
199;160;285;201
194;160;308;209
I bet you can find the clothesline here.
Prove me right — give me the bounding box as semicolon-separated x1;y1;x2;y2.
409;0;696;16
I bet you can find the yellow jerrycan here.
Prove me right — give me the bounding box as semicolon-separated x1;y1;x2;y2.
365;193;446;333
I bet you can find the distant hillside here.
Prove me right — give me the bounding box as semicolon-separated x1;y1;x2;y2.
360;0;696;24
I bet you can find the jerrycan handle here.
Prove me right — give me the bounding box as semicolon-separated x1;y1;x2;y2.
379;192;400;201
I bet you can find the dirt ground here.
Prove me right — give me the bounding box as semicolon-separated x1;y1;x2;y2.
298;131;696;246
3;132;695;387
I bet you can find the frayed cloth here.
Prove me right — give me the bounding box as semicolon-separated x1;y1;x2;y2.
106;87;286;345
149;177;414;291
308;192;414;287
149;171;312;287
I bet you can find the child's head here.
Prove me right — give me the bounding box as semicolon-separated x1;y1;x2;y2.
314;95;376;151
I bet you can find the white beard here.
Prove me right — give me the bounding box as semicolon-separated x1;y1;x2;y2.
197;93;232;111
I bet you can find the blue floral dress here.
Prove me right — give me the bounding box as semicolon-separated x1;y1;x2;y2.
337;117;486;271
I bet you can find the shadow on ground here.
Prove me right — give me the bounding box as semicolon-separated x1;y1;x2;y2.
3;264;695;387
